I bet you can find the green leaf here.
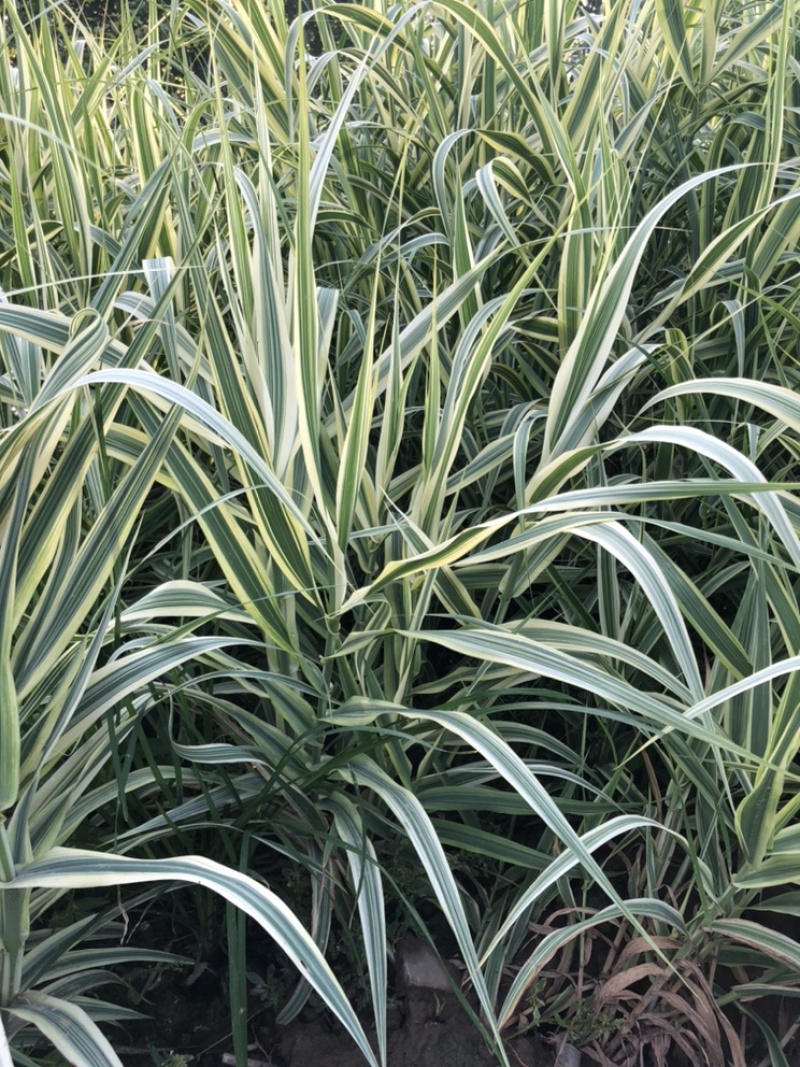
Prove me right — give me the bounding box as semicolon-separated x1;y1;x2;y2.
712;918;800;972
656;0;694;91
9;849;379;1067
334;754;508;1066
543;166;740;459
7;992;124;1067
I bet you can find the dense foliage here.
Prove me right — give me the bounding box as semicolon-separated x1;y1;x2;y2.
2;1;800;1064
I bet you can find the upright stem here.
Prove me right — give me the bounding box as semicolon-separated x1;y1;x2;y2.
0;819;13;1007
0;822;12;883
0;820;23;1008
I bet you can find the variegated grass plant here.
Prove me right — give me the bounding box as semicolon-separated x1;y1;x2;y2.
3;0;800;1064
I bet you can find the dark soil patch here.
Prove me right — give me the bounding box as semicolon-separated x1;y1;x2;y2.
111;949;800;1067
116;967;552;1067
278;991;549;1067
112;902;800;1066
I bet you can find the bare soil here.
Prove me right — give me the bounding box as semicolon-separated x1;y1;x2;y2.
117;967;553;1067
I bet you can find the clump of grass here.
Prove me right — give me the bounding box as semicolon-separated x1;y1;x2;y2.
2;1;800;1065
